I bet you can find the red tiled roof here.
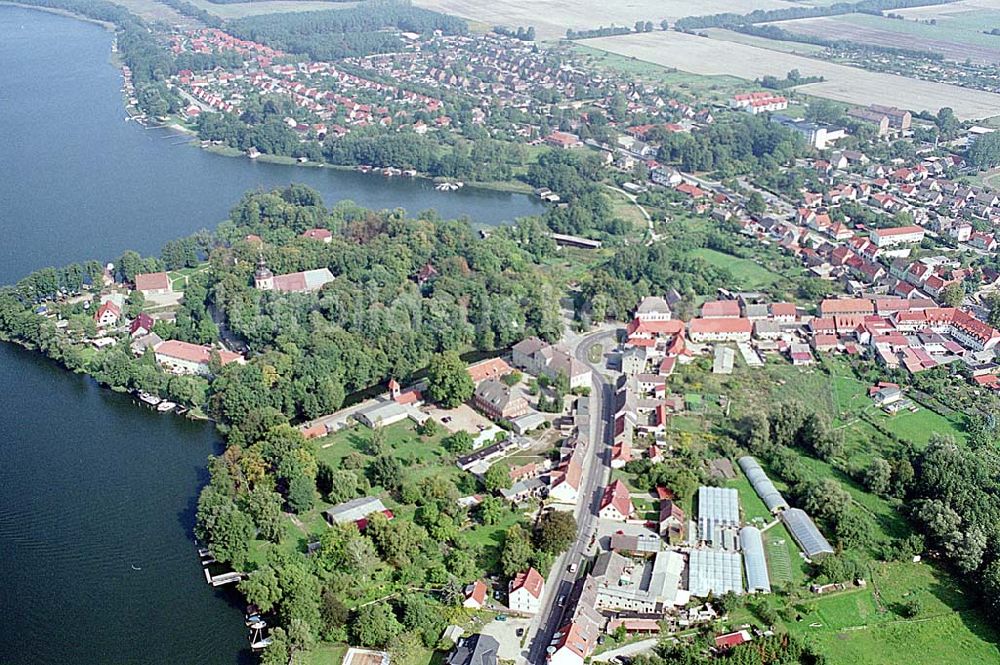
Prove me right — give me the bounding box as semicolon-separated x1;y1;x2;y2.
511;567;544;598
600;479;633;516
701;300;741;318
134;272;170;291
689;318;752;335
715;631;751;649
467;357;513;383
770;302;796;318
301;228;332;240
820;298;875;316
466;579;487;605
155;340;243;366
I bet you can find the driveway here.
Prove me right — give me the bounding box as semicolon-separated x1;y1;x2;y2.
481;616;531;660
592;638;659;662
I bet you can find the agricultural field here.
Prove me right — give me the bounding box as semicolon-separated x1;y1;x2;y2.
571;44;747;100
182;0;361;19
773;13;1000;65
413;0;805;41
702;26;827;55
582;30;1000;119
107;0;199;26
897;0;1000;21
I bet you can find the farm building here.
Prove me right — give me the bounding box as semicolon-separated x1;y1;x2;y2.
781;508;835;559
687;548;744;597
739;526;771;594
738;457;789;514
697;486;740;547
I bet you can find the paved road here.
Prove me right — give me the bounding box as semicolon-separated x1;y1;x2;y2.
523;330;617;664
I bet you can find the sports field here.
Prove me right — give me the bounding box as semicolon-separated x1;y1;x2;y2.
582;29;1000;119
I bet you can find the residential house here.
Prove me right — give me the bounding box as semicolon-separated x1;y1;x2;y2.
598;479;634;521
509;568;544;614
153;340;244;375
134;272;172;296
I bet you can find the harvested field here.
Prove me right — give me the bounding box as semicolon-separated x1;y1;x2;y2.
583;30;1000;119
896;0;1000;20
774;13;1000;65
107;0;200;26
702;27;826;54
414;0;804;41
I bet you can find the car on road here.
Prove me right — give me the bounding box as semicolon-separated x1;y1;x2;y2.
495;614;507;622
568;563;578;574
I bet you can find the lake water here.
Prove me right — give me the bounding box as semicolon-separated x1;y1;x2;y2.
0;6;540;663
0;4;541;282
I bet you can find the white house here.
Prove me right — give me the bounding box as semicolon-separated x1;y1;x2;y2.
508;568;544;614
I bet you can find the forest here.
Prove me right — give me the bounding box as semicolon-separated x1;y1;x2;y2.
655;114;805;178
226;0;468;60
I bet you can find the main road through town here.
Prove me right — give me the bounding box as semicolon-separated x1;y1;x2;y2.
523;329;618;664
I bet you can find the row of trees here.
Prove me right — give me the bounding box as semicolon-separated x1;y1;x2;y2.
493;25;535;41
674;0;953;31
736;23;945;62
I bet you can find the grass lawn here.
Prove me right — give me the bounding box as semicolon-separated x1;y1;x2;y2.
314;420;452;471
690;248;785;290
667;415;705;434
727;471;773;525
299;643;349;665
166;264;208;291
587;342;604;365
763;522;803;586
785;561;1000;665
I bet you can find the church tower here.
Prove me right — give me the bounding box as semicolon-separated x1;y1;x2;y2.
254;255;274;290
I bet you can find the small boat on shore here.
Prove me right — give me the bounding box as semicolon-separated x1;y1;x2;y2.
136;391;161;407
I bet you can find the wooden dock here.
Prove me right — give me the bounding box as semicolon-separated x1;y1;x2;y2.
203;569;244;586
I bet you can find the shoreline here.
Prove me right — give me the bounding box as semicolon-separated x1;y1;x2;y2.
0;335;212;422
189;137;536;195
0;1;115;29
7;2;537;199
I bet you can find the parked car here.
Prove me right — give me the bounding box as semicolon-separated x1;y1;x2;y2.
516;628;524;637
568;563;578;574
557;595;566;607
495;615;507;622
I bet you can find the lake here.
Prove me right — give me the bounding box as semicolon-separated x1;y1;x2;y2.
0;4;542;283
0;5;540;663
